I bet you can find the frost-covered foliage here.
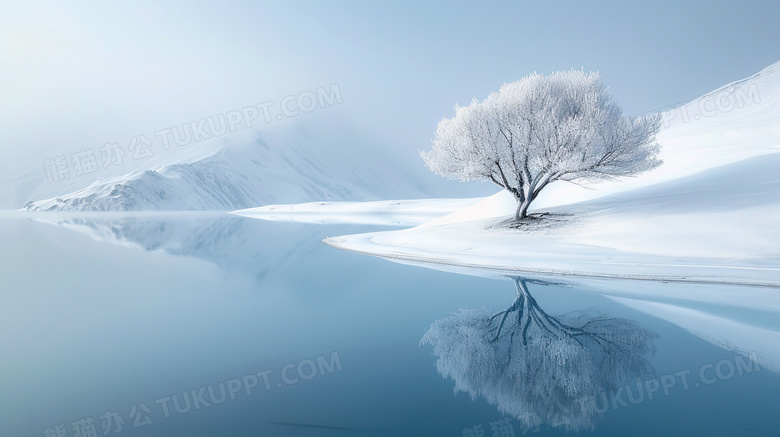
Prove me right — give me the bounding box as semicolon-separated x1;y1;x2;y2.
420;278;656;432
421;70;662;220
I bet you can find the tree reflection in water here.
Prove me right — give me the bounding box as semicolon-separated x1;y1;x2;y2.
421;277;656;432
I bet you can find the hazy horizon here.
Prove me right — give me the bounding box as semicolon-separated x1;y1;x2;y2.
2;0;779;205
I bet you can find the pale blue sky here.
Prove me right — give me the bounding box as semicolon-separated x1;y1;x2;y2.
1;0;779;180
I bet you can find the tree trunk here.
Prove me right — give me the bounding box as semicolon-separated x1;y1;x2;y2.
515;196;533;221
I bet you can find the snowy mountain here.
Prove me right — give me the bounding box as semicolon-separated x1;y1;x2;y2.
22;121;446;211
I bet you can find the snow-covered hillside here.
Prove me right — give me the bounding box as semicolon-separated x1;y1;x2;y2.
22;122;441;211
529;60;780;209
323;151;780;286
321;61;780;287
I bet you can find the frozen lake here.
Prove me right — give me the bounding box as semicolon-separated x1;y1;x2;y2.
1;213;778;436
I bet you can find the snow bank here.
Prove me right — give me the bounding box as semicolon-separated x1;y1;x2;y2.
324;153;780;286
230;198;482;226
415;190;516;228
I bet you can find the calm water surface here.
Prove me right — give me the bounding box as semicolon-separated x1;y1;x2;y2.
1;213;778;436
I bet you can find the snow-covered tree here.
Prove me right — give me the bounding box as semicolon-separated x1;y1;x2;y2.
420;277;656;432
421;70;662;220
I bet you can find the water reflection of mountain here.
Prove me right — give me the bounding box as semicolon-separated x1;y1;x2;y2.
32;214;340;283
421;277;657;432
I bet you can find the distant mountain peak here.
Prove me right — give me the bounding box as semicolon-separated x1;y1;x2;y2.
25;125;432;211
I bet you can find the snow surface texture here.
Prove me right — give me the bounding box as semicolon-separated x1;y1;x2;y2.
230;198;482;226
322;61;780;287
22;122;439;211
